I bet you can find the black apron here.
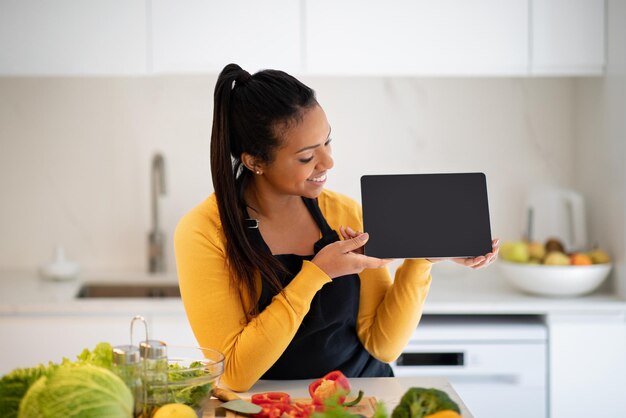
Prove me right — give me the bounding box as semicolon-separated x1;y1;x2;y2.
248;197;393;379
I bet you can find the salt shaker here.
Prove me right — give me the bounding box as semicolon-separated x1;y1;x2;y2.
139;339;169;406
112;344;143;416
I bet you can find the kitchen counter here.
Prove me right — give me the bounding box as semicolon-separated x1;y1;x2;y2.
0;265;624;316
232;376;473;418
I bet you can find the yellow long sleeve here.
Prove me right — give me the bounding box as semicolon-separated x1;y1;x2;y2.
174;190;431;391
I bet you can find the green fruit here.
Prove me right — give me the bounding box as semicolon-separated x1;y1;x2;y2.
544;251;570;266
588;248;611;264
501;241;530;263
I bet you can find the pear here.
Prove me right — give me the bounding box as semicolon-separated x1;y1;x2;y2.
588;248;611;264
527;241;546;261
544;251;570;266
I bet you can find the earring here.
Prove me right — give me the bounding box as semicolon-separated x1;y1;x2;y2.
256;170;261;175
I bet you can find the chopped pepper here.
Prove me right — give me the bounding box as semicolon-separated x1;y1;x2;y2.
251;392;291;405
252;402;294;418
308;370;351;405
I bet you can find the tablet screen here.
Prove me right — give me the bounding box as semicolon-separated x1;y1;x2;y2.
361;173;492;259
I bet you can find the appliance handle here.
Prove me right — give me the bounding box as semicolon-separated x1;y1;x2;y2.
396;352;464;367
445;374;521;385
561;190;587;251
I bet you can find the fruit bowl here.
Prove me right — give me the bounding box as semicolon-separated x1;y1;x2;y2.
142;346;224;413
498;260;612;297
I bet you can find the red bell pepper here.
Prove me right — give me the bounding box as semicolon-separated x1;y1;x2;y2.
294;402;319;418
251;392;291;405
252;402;317;418
308;370;351;405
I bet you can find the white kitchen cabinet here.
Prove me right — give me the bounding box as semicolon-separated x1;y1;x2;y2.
0;311;195;375
151;0;302;74
305;0;529;76
547;314;626;418
0;314;131;374
150;313;198;347
0;0;147;76
531;0;605;75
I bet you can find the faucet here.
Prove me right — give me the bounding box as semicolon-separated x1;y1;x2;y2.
148;153;166;273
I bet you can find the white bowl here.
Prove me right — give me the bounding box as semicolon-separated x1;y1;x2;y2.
498;260;612;297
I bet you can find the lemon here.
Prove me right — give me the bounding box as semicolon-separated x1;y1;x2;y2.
153;403;198;418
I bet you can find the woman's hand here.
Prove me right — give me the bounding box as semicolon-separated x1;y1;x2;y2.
312;227;392;279
428;238;500;269
339;226;366;254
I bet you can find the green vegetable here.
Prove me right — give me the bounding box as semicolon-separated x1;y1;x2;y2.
17;364;133;418
71;341;113;369
308;391;387;418
390;388;460;418
343;390;364;407
0;363;57;418
165;361;214;406
0;342;113;418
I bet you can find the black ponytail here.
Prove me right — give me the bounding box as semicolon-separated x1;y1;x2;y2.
210;63;317;319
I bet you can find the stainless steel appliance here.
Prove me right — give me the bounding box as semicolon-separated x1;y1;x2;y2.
523;186;587;252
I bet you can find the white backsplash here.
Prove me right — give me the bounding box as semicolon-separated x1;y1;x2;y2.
0;76;577;274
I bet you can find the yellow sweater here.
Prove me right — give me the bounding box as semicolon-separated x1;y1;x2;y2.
174;189;432;391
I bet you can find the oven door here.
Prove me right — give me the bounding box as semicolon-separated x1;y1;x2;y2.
391;342;547;418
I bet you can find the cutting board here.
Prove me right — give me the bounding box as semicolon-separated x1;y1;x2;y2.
202;397;379;418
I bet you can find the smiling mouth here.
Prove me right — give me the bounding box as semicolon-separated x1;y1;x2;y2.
307;173;327;183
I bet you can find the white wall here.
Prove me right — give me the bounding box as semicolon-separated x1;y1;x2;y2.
0;76;579;276
573;0;626;297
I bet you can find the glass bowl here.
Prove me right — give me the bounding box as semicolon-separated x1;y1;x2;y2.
141;346;224;413
498;260;612;297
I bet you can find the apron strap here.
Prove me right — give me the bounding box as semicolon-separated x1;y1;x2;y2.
303;197;340;254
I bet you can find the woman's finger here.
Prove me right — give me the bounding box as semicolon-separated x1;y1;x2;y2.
346;226;361;236
339;232;369;253
356;254;394;270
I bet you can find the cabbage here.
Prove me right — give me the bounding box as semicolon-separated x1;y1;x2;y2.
0;362;56;418
0;342;113;418
17;364;133;418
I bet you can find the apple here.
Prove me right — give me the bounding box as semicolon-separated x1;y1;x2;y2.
501;241;529;263
544;251;570;266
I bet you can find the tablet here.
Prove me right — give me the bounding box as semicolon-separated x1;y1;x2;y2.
360;173;492;259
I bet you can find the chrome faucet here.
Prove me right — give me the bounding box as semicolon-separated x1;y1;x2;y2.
148;153;166;273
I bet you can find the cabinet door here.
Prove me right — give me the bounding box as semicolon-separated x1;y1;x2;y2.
305;0;529;76
151;0;302;74
0;315;132;375
531;0;605;75
548;314;626;418
0;0;147;75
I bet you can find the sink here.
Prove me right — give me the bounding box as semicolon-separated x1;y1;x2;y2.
76;283;181;298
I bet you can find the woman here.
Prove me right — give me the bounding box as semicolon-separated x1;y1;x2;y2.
174;63;499;392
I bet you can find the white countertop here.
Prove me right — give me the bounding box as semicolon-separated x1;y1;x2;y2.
236;376;473;418
0;264;624;316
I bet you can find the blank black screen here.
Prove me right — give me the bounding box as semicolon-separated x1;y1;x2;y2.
361;173;492;259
